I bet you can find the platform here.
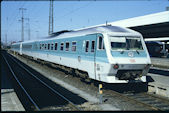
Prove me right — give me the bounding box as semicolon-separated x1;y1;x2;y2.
1;57;25;111
1;89;25;111
147;73;169;98
151;57;169;69
148;58;169;98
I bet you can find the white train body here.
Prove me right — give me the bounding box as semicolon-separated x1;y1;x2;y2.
11;25;151;83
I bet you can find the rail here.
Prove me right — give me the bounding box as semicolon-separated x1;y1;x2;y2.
2;52;81;111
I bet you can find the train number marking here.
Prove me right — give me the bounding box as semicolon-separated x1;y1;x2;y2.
130;59;136;63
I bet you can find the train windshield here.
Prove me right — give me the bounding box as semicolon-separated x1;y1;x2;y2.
110;36;143;51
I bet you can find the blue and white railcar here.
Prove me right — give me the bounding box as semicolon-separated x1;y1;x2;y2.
11;42;22;55
11;25;151;83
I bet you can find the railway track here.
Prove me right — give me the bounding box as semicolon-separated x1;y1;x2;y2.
125;93;169;111
149;67;169;76
2;51;82;111
103;89;169;111
4;50;169;111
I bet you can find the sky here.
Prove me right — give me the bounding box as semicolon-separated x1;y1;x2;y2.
1;0;169;44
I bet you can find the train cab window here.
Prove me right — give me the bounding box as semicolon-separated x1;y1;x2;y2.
72;42;76;52
60;43;64;51
91;41;95;52
65;42;69;51
98;36;105;50
85;41;89;52
48;43;50;50
55;43;58;50
51;43;54;50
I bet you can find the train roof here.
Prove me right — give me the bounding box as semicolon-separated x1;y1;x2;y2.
12;25;141;45
73;25;129;33
145;41;163;45
41;25;141;40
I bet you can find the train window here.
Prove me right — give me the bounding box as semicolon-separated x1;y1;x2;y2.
72;42;76;51
60;43;64;51
40;44;41;50
51;43;54;50
98;36;105;50
45;44;47;49
65;42;69;51
48;43;50;50
98;37;102;49
91;41;95;52
22;45;32;49
85;41;89;52
55;43;58;50
103;43;105;49
42;44;44;50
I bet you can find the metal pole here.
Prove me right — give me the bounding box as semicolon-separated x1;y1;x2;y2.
49;0;53;35
36;31;39;39
25;18;30;40
6;17;8;45
19;8;26;42
27;18;30;40
5;34;7;45
48;0;51;35
22;10;24;42
99;84;103;104
52;0;53;33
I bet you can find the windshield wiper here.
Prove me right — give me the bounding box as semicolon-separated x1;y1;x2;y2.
120;50;124;54
136;50;140;54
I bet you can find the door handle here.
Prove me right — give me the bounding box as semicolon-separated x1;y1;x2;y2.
78;56;81;62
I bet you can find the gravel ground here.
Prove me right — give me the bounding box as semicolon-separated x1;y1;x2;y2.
10;52;149;111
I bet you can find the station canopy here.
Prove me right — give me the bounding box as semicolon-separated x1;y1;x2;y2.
81;11;169;41
109;11;169;39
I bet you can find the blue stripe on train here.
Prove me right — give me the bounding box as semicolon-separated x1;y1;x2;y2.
23;50;109;63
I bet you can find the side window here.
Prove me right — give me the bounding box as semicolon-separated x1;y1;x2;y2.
60;43;64;51
45;44;47;49
72;42;76;52
42;44;44;50
51;43;54;50
48;43;50;50
85;41;89;52
65;42;69;51
91;41;95;52
40;44;41;50
55;43;57;50
98;36;105;50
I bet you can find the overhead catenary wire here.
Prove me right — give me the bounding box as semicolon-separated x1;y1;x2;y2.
6;2;26;34
54;1;93;21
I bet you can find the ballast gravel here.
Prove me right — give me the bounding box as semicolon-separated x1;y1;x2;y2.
10;53;143;111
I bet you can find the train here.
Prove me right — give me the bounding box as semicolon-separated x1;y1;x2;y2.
145;41;169;57
10;25;151;83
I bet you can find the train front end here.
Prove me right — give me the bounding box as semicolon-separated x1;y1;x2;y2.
103;33;151;83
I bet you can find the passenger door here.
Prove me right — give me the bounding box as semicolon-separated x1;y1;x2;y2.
80;34;97;79
20;42;22;55
95;34;106;80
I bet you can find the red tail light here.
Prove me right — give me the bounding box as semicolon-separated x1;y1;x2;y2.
113;64;119;69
